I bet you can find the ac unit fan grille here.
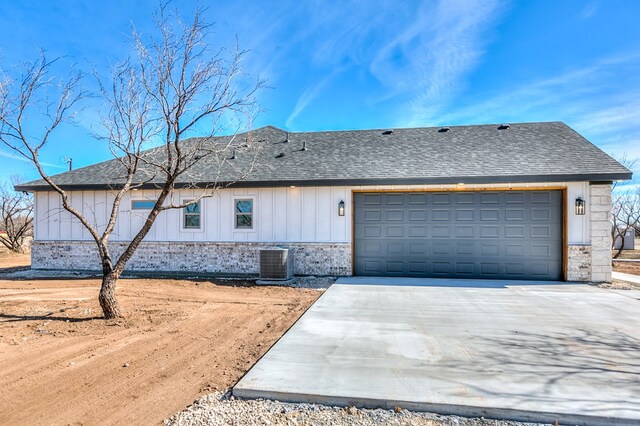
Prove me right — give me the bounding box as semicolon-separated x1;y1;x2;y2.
260;249;294;280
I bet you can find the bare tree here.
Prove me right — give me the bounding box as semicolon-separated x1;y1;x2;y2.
0;6;264;318
0;178;33;253
611;156;639;259
611;189;640;258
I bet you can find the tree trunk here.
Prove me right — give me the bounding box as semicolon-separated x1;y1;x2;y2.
99;272;123;319
613;237;624;259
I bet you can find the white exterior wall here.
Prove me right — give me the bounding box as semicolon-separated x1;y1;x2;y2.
34;186;350;243
34;181;591;244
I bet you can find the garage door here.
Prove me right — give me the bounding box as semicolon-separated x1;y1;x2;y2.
353;191;563;280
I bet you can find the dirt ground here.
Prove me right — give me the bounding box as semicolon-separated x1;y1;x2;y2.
612;246;640;275
0;277;320;425
613;262;640;275
0;248;30;270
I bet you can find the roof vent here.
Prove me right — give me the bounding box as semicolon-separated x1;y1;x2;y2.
382;130;393;135
438;127;450;133
230;149;236;160
275;152;285;158
498;124;510;130
284;132;290;143
300;141;308;151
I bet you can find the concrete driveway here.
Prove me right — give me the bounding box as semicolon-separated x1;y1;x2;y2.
234;277;640;425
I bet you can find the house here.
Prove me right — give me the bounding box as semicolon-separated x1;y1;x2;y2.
16;122;632;282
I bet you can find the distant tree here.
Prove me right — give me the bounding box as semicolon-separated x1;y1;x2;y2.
0;6;264;318
0;178;33;253
611;156;640;259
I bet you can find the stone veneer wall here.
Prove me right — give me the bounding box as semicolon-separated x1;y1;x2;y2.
566;244;592;281
589;183;613;282
31;241;352;276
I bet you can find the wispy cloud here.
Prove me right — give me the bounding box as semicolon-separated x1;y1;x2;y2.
224;0;505;128
371;0;504;126
431;52;640;183
435;52;640;128
0;148;67;170
285;68;344;128
579;1;599;19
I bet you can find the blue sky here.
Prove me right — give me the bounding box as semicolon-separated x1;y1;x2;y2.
0;0;639;186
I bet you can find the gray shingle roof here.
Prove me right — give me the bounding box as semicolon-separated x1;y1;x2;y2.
15;121;632;191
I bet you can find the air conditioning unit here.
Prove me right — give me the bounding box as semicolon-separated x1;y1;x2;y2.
259;248;294;280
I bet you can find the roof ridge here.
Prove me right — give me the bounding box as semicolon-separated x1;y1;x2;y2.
278;120;567;135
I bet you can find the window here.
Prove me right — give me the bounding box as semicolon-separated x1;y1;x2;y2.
131;200;156;210
183;200;201;229
235;199;253;229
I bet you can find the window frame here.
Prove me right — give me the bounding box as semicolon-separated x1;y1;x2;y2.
182;199;202;230
233;197;255;231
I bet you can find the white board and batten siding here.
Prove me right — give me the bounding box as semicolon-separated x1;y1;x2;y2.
34;181;591;245
34;187;350;243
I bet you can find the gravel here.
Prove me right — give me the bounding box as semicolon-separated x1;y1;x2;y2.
590;279;640;290
0;268;94;280
165;391;549;426
288;275;336;290
0;268;335;290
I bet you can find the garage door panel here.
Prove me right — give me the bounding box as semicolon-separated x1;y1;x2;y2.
481;244;500;256
408;225;427;237
455;262;475;274
386;194;404;204
455;226;475;238
432;226;451;238
432;262;451;274
505;226;525;238
432;209;451;221
408;261;428;273
505;192;525;203
480;208;500;221
409;242;428;254
432;193;451;204
505;263;525;275
409;209;428;221
505;244;524;256
529;263;551;276
354;191;563;280
531;192;550;203
480;225;500;238
363;194;381;205
481;192;500;203
364;225;381;237
531;208;550;220
386;226;404;237
506;208;525;220
456;243;474;256
456;209;475;220
363;210;381;221
432;242;451;255
386;210;404;221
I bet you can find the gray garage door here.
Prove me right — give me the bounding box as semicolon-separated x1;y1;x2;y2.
354;191;563;280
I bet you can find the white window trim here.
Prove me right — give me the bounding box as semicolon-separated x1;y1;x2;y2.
181;198;204;232
233;196;256;232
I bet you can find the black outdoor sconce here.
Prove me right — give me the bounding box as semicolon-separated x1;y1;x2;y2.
338;200;345;216
575;197;586;215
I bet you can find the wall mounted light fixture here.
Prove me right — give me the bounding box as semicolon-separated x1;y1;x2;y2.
575;197;586;215
338;200;345;216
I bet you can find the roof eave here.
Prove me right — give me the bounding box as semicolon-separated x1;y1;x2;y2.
15;172;633;192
